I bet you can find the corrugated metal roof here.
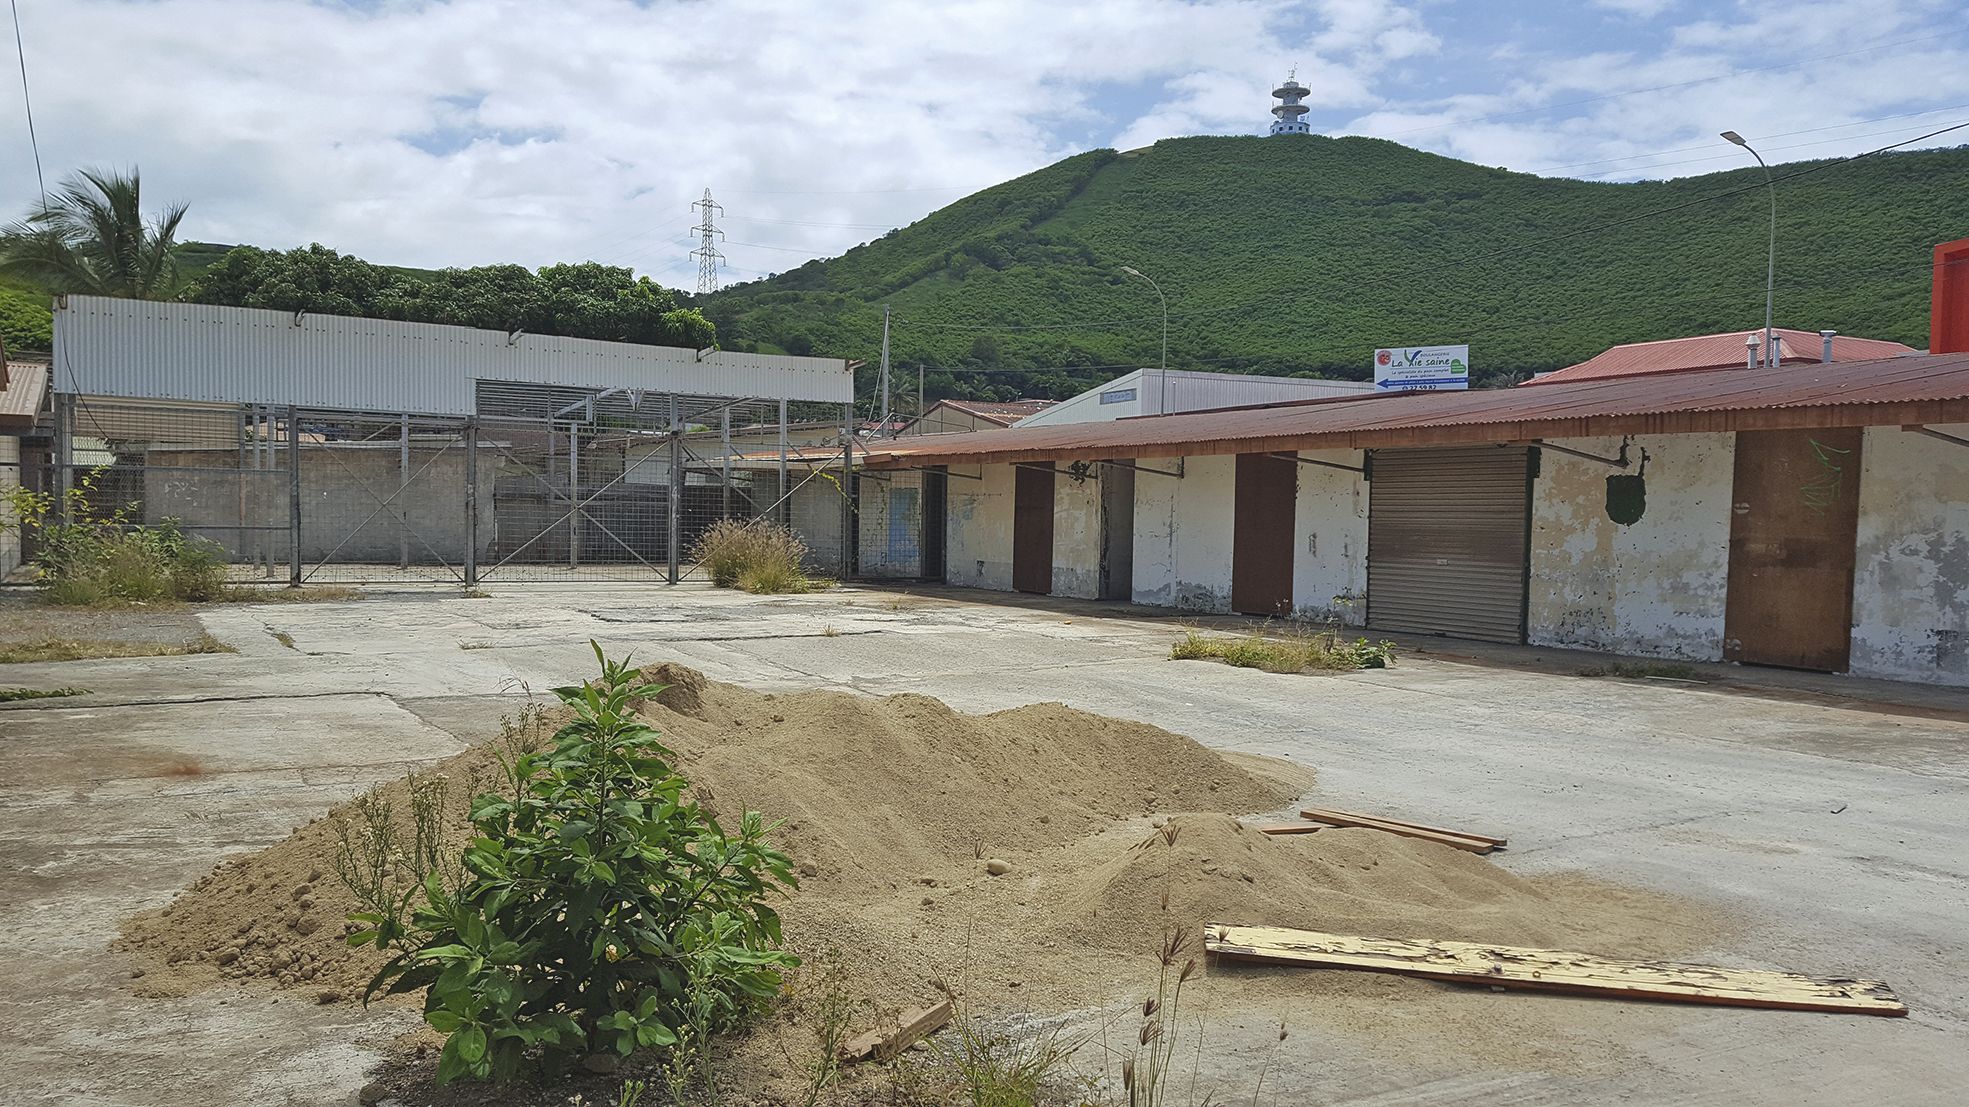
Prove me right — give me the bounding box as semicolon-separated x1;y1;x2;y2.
1523;329;1917;386
52;296;854;414
934;398;1057;425
0;361;48;430
861;352;1969;467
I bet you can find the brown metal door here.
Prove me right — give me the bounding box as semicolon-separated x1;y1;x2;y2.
1232;453;1296;616
1723;428;1862;671
1012;465;1054;594
1367;446;1531;643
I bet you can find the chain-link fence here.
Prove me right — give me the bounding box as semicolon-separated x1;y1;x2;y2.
5;391;891;588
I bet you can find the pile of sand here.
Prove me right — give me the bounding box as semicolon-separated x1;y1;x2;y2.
116;663;1308;1000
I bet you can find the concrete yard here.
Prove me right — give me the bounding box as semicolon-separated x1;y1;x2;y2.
1;583;1965;1105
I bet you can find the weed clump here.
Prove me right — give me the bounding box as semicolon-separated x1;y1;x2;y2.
1577;660;1702;680
690;518;829;594
7;471;227;604
1170;628;1394;673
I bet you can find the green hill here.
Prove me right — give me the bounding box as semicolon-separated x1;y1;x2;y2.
699;136;1969;397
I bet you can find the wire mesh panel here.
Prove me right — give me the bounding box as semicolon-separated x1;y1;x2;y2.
293;411;476;584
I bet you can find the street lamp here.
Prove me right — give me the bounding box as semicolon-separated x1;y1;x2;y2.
1722;130;1776;368
1121;266;1169;413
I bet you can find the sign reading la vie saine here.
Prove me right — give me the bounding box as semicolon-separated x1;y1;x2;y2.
1373;345;1470;391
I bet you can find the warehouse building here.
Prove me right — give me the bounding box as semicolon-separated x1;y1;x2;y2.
859;352;1969;687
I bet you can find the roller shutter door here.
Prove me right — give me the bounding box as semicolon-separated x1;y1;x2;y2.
1367;446;1531;643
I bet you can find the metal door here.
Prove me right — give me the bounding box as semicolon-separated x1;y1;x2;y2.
1232;453;1296;616
1013;464;1054;594
1099;461;1135;600
1367;446;1531;643
1723;428;1862;671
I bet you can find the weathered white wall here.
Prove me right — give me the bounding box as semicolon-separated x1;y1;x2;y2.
947;463;1013;589
0;436;19;577
1291;450;1367;621
1132;454;1235;612
1052;466;1103;598
1527;433;1735;660
1852;424;1969;686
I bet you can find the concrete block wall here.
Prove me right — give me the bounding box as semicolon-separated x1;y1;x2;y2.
1132;454;1235;611
946;463;1013;589
1526;433;1735;660
1291;450;1368;620
1052;466;1103;598
1852;424;1969;685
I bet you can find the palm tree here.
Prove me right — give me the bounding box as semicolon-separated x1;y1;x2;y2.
0;168;188;299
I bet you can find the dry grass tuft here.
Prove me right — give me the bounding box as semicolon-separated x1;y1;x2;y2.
692;519;830;594
1577;660;1702;680
0;686;89;702
0;632;234;665
1170;627;1394;673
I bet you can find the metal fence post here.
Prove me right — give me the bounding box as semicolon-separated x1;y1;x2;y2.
53;393;73;526
666;395;681;584
399;414;410;570
840;403;853;581
720;407;732;519
464;419;479;588
777;399;789;527
568;423;581;569
287;405;302;587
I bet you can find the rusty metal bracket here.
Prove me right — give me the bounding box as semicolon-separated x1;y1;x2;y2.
1100;459;1184;479
1518;437;1632;468
1268;451;1366;476
1906;425;1969;450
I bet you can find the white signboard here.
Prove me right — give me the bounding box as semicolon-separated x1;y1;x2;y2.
1373;345;1470;391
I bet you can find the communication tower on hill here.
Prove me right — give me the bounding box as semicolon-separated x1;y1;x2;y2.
1269;70;1312;136
690;189;726;295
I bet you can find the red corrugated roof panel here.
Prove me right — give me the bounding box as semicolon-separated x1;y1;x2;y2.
1523;329;1917;386
859;352;1969;467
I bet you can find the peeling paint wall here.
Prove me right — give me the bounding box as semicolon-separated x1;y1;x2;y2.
1131;454;1235;612
1852;424;1969;685
945;463;1013;589
1527;433;1735;660
1291;450;1368;620
1052;466;1103;598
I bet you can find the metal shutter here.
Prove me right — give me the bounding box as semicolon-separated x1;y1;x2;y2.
1367;446;1531;643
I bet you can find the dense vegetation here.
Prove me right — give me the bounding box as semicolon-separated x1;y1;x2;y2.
699;136;1969;395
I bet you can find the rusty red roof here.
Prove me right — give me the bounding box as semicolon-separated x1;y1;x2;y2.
1523;329;1916;386
933;398;1057;425
859;351;1969;467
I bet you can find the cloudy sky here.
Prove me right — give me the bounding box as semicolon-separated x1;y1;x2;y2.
4;0;1966;288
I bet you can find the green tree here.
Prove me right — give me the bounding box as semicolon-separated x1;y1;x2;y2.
183;243;387;316
0;168;187;299
0;285;52;352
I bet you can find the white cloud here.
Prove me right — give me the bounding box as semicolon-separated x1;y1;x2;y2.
0;0;1960;285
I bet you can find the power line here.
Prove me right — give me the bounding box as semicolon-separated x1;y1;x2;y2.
722;213;898;231
7;0;43;203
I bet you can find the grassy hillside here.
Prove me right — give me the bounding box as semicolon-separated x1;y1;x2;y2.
700;136;1969;397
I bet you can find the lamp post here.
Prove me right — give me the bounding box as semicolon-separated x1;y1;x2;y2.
1722;130;1776;368
1121;266;1169;413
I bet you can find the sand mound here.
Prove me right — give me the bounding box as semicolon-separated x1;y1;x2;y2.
117;665;1306;999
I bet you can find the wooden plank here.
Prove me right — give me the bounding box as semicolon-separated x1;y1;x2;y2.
1299;806;1506;848
1203;924;1907;1017
838;997;955;1064
1296;809;1496;853
1257;823;1322;835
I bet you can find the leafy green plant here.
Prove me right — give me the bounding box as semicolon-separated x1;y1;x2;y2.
0;686;88;702
349;644;798;1084
5;470;227;604
1169;627;1394;673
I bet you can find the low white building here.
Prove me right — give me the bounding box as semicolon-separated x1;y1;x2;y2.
859;352;1969;688
1013;368;1371;426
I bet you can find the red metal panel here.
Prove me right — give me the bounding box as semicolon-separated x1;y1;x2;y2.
1935;238;1969;355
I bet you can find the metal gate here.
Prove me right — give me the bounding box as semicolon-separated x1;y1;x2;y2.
1367;445;1532;643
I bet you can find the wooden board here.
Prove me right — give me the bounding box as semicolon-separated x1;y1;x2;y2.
1299;806;1506;849
1297;809;1496;853
1722;427;1862;672
838;997;955;1064
1203;924;1907;1017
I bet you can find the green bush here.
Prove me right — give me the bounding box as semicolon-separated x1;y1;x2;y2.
689;517;823;593
1170;629;1395;673
7;473;227;604
350;645;799;1084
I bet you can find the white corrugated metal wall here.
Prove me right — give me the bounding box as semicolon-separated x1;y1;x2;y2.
52;297;853;413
